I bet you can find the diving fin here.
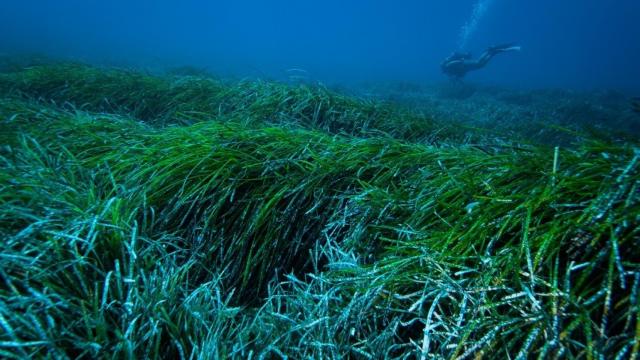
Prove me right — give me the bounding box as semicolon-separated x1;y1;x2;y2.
489;43;522;53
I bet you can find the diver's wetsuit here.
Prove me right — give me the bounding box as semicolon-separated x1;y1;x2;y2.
441;43;521;79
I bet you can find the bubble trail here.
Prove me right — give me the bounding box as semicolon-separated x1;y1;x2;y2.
458;0;496;50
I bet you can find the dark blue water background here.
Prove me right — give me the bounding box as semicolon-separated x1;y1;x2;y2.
1;0;639;91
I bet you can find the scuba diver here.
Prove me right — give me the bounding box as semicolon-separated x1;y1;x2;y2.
441;43;521;80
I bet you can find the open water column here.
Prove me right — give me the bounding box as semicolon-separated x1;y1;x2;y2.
458;0;496;50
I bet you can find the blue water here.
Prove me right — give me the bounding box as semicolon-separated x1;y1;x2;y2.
1;0;639;91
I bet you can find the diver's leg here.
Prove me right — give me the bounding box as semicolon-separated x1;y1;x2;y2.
476;44;520;68
476;52;494;67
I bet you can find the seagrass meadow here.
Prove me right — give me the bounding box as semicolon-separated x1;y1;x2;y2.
0;63;639;359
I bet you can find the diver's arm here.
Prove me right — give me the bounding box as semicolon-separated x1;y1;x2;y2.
441;59;469;78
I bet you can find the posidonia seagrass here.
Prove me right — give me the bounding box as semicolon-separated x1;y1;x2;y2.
1;64;639;359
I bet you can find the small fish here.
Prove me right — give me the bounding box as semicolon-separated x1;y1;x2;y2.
632;97;640;113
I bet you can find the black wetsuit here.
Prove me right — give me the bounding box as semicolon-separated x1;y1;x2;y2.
441;44;520;79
